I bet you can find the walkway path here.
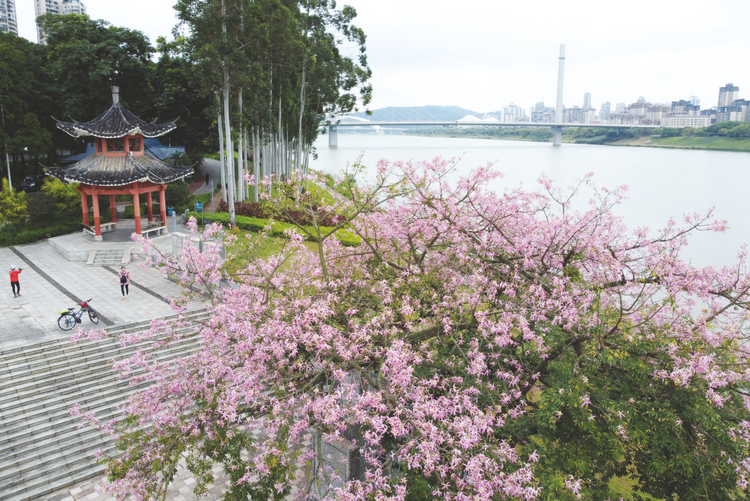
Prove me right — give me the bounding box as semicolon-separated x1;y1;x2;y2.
0;241;195;351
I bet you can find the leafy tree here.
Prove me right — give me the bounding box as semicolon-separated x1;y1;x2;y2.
682;126;699;137
73;161;750;501
42;177;80;214
0;178;27;223
728;123;750;138
164;181;192;211
0;32;52;180
38;13;156;150
152;37;214;155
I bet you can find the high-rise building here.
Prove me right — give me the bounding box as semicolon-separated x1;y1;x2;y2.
671;99;700;115
583;92;591;109
615;103;626;113
637;96;646;103
34;0;87;43
562;106;595;124
717;83;739;107
600;101;611;121
0;0;18;35
690;95;700;107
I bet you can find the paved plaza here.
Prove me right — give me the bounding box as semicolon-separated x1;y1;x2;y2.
0;239;198;351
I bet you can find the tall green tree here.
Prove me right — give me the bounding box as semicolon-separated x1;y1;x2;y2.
152;37;214;156
39;13;156;149
0;32;52;182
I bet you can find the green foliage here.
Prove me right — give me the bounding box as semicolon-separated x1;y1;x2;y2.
27;193;58;223
189;211;360;247
649;136;750;152
42;177;80;213
165;181;192;212
0;219;80;247
728;123;750;138
38;13;155;123
123;205;158;219
0;32;52;178
0;179;27;224
519;326;748;500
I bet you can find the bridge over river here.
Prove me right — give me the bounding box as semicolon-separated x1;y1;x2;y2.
324;120;658;148
325;44;658;148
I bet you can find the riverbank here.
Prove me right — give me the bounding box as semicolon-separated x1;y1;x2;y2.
407;131;750;152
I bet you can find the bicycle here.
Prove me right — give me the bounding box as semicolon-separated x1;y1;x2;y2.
57;298;100;331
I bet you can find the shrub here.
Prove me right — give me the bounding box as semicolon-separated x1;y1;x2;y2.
27;193;57;223
123;204;160;219
0;179;27;224
188;211;360;247
0;220;80;247
165;181;191;211
217;200;343;227
42;177;80;213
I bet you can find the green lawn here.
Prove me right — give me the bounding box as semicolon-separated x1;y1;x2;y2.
649;136;750;152
223;231;317;275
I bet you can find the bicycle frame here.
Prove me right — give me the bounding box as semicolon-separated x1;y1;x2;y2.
57;298;99;331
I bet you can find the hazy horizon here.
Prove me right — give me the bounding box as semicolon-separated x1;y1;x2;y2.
14;0;750;114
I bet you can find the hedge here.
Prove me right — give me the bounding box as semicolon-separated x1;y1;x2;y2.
0;220;82;247
123;205;159;219
187;211;360;247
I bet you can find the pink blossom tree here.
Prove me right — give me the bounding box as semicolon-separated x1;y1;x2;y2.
75;159;750;501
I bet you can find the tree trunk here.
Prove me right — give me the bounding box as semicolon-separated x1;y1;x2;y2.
222;0;235;225
218;110;226;203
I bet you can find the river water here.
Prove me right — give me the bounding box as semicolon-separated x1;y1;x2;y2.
311;133;750;269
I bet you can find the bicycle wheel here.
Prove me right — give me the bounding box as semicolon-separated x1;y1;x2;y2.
58;313;76;331
88;309;100;325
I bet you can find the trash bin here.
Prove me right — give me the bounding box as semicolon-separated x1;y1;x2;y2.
167;207;174;216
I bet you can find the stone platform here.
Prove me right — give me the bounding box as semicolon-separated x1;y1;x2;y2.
47;218;191;263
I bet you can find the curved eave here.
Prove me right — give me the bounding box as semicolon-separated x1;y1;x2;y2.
43;153;193;187
66;124;177;139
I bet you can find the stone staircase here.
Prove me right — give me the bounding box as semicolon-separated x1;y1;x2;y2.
86;249;128;267
0;308;212;501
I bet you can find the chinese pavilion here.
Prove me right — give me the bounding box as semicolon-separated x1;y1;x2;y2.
47;87;192;241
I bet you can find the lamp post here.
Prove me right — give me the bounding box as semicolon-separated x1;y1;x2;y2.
0;96;11;190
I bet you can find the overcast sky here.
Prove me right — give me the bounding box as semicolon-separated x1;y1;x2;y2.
16;0;750;113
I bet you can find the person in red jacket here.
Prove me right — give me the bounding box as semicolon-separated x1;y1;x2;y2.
9;266;22;297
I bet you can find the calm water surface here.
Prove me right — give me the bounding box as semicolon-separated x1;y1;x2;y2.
311;133;750;269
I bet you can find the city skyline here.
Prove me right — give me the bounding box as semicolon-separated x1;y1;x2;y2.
11;0;750;113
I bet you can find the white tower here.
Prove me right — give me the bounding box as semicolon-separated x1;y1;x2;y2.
553;44;566;147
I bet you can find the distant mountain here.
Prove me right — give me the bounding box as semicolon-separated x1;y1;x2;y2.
349;105;490;122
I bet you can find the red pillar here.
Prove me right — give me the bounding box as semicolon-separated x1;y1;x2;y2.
80;190;89;226
109;194;117;224
133;189;142;235
92;192;101;238
159;186;167;228
146;191;154;223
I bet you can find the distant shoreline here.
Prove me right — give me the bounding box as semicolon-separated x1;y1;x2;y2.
404;132;750;153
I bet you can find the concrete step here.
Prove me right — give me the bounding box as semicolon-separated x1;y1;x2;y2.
0;443;114;501
0;344;200;428
87;249;125;267
0;308;212;501
0;341;201;433
0;309;211;368
0;330;203;397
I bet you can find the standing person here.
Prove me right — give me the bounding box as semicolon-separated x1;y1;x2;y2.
118;266;130;300
9;266;22;297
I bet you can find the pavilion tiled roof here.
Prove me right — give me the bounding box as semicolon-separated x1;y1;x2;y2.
45;152;193;187
55;104;176;139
